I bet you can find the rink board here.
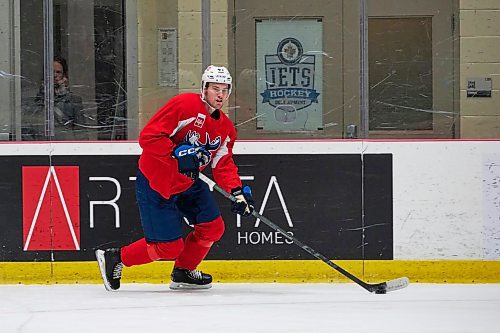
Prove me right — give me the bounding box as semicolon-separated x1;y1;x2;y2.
0;140;499;283
1;260;500;284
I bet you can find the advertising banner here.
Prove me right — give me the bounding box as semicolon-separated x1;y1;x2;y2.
0;153;393;261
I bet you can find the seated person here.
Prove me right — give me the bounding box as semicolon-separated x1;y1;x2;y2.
33;56;88;140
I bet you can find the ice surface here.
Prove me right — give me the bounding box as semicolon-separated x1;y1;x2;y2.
1;283;499;333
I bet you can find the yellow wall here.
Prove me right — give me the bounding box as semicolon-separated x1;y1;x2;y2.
1;260;500;284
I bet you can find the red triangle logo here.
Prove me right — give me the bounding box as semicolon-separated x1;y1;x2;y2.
22;166;80;251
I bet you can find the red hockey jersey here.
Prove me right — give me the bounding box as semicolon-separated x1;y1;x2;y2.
138;92;242;199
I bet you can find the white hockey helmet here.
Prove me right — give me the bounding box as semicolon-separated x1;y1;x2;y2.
201;65;232;96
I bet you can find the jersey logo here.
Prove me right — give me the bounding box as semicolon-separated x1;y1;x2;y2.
185;131;221;166
194;113;206;128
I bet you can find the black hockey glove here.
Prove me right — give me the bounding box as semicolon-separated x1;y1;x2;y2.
231;186;255;217
172;142;204;180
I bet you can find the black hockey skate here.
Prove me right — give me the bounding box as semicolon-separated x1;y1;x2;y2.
95;248;123;291
170;267;212;290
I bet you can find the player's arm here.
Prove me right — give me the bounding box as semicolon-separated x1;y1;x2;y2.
139;97;189;158
212;128;254;217
211;122;240;190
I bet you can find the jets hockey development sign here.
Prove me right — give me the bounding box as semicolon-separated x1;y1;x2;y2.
256;19;323;131
260;38;320;111
0;144;393;262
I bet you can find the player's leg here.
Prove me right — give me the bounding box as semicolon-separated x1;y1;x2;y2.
170;178;225;289
95;170;184;291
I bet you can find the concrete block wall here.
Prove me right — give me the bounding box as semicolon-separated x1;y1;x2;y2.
211;0;229;67
177;0;229;96
136;0;229;128
178;0;202;94
137;0;179;128
460;0;500;137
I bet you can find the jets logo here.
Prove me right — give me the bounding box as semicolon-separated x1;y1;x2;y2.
261;37;320;111
277;38;303;65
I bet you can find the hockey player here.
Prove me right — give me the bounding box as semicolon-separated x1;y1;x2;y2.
95;66;254;291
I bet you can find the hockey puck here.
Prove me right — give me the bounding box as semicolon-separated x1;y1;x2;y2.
375;289;387;294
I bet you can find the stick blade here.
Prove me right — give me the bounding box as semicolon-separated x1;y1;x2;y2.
369;277;409;294
384;277;410;293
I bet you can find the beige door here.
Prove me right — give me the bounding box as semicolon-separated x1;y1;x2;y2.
229;0;457;139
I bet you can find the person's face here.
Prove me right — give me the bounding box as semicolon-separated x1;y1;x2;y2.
53;61;64;82
204;83;230;111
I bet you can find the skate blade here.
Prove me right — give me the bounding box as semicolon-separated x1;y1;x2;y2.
95;249;114;292
169;282;212;290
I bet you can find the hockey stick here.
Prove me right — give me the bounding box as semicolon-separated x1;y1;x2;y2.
199;173;409;294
